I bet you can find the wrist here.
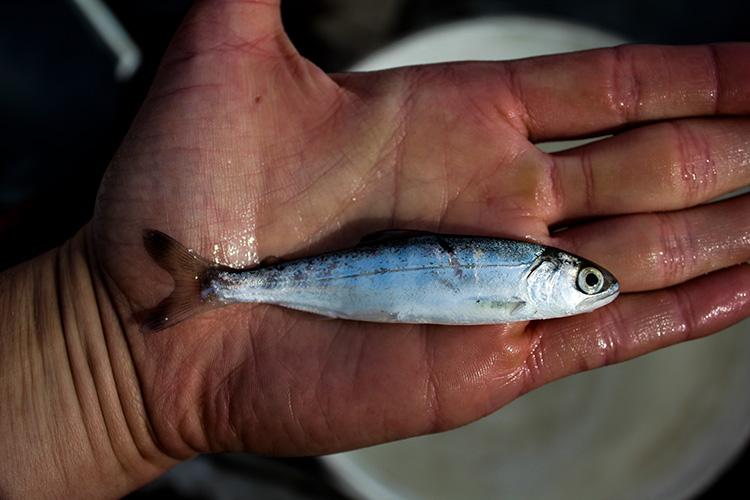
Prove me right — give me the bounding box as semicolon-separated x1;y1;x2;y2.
0;226;174;498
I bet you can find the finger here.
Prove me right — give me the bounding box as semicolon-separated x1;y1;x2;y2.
547;118;750;223
551;193;750;292
152;0;311;102
524;264;750;392
500;43;750;141
165;0;290;66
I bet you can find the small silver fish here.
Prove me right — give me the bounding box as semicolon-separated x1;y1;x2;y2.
141;230;619;331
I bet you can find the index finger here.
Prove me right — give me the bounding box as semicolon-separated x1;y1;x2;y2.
500;43;750;141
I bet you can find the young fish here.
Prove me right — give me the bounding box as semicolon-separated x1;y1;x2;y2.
141;230;619;332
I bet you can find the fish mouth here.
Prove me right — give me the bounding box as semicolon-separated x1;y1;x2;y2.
580;280;620;310
604;278;620;297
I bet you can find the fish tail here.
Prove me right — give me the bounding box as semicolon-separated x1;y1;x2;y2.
140;229;221;332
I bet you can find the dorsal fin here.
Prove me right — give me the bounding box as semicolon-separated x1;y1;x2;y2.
359;229;435;245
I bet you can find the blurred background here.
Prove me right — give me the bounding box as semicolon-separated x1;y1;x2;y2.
2;0;749;498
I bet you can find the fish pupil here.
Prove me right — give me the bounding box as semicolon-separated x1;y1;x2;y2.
577;267;605;294
585;273;599;287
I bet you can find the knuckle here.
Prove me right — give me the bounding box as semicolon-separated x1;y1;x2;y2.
653;212;695;286
591;306;625;367
502;62;534;135
577;147;597;214
668;287;696;341
610;45;643;123
706;44;722;114
666;122;717;203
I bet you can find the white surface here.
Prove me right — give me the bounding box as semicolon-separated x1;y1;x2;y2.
324;16;750;500
350;16;624;71
70;0;141;80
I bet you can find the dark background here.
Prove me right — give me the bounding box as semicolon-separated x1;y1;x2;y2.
1;0;747;498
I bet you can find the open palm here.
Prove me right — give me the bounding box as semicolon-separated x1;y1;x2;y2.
92;1;750;460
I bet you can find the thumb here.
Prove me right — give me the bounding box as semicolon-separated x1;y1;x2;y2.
166;0;296;65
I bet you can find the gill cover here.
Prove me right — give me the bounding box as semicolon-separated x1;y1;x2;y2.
526;248;619;317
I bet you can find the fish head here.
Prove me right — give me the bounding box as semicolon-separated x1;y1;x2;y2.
526;249;620;318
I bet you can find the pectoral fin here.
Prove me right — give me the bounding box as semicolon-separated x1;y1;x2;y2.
509;301;527;315
475;298;527;315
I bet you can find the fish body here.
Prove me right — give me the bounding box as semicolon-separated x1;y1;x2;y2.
142;230;620;331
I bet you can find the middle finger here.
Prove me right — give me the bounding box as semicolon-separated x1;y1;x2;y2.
545;118;750;224
550;194;750;292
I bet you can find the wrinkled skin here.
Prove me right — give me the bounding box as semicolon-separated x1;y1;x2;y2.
93;1;750;460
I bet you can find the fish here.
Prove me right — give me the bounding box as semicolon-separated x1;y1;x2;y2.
141;229;620;332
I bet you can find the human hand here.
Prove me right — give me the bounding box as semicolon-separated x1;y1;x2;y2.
95;0;750;463
5;1;750;497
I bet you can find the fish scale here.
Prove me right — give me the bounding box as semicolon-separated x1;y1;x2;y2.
213;236;535;323
141;230;620;331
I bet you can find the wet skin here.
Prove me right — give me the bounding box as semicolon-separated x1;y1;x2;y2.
83;0;750;487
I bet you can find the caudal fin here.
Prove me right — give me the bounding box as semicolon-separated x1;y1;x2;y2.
140;230;220;332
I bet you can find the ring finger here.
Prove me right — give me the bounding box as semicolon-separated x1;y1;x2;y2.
549;193;750;292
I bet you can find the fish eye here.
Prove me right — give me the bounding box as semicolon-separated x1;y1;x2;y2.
577;267;604;294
